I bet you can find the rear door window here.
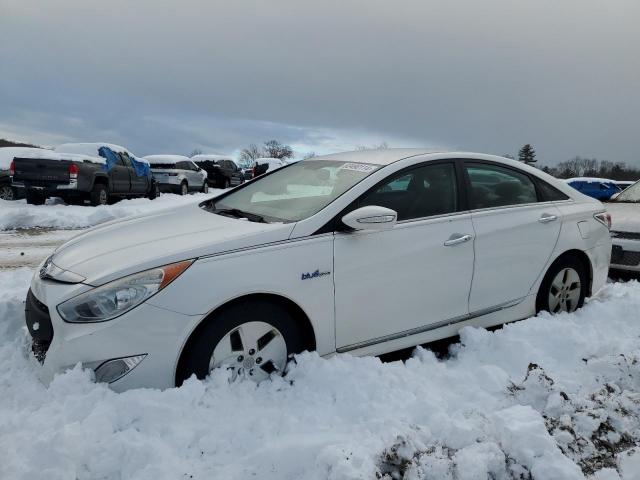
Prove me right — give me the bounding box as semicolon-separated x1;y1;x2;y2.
466;163;538;209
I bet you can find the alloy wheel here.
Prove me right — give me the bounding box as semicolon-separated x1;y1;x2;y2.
548;267;581;313
209;321;287;382
181;183;188;195
0;186;14;201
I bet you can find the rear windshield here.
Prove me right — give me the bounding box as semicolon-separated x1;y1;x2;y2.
150;164;177;169
204;160;381;222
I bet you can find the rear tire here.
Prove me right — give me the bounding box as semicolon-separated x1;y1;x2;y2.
26;189;46;205
536;255;588;314
224;178;230;189
176;300;306;386
0;185;14;201
90;183;109;206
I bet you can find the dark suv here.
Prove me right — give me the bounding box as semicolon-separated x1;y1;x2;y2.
192;155;245;188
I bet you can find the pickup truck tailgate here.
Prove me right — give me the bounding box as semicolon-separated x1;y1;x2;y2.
13;158;70;184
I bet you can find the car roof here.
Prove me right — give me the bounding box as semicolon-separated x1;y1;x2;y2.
191;154;233;162
143;155;191;165
306;149;525;166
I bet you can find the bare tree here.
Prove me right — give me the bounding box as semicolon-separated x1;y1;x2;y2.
240;144;264;162
189;148;203;157
302;151;317;160
263;140;293;159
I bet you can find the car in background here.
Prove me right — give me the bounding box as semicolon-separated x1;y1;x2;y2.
11;143;158;206
144;155;208;195
25;149;611;391
252;157;288;177
191;154;244;188
607;179;640;273
0;147;44;200
237;160;254;181
564;177;621;201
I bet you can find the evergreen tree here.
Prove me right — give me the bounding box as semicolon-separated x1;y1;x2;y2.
518;144;536;164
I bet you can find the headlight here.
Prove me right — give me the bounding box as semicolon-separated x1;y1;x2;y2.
57;260;193;323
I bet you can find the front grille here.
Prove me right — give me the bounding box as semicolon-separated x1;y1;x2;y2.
611;231;640;241
611;246;640;267
25;289;54;363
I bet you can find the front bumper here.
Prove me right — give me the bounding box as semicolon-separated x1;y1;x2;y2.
611;237;640;272
26;275;202;391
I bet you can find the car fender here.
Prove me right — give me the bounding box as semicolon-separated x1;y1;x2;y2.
147;234;336;357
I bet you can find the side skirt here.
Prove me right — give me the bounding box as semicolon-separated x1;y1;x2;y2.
332;295;536;358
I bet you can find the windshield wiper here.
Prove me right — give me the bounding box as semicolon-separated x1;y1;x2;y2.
215;208;267;223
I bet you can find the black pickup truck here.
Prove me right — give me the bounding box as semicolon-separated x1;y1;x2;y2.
11;143;159;206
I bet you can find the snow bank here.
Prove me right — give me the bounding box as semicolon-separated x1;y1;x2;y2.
1;267;640;479
0;192;223;231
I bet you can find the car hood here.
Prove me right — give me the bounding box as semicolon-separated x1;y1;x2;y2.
51;203;295;286
606;202;640;233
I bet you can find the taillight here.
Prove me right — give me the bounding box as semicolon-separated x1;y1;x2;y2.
594;212;611;230
68;164;79;179
9;160;15;176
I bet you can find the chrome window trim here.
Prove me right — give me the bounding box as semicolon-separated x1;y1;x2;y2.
336;297;524;353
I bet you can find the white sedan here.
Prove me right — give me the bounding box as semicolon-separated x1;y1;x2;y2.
607;179;640;272
25;150;611;391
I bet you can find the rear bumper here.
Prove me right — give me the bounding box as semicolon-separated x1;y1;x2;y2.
611;238;640;272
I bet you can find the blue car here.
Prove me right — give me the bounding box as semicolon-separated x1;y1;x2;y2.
565;178;622;201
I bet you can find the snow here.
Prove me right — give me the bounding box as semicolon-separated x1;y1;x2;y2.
606;203;640;233
55;142;132;157
0;193;222;231
0;147;102;169
144;154;191;165
565;177;618;185
1;257;640;478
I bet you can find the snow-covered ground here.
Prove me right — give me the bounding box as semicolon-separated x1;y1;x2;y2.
0;192;221;231
1;194;640;479
0;271;639;479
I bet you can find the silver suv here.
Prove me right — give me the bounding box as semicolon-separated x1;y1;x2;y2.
144;155;208;195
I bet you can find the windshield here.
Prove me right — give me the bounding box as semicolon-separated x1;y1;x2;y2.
204;160;381;222
614;180;640;202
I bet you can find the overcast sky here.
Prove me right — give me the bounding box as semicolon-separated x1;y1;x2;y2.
1;0;639;164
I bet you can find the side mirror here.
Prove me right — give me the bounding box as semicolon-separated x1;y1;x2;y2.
341;205;397;231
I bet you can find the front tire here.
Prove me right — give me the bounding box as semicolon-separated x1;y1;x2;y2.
202;181;209;193
536;255;588;314
180;181;188;196
176;300;306;386
90;183;109;206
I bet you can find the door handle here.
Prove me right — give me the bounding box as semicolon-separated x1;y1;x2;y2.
538;214;558;223
444;234;473;246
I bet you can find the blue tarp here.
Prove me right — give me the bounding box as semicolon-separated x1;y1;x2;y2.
98;146;151;178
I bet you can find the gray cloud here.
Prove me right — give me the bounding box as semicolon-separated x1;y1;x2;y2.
1;0;639;163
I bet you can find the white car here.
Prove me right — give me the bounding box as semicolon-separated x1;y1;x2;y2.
607;179;640;272
144;155;208;195
25;150;611;391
